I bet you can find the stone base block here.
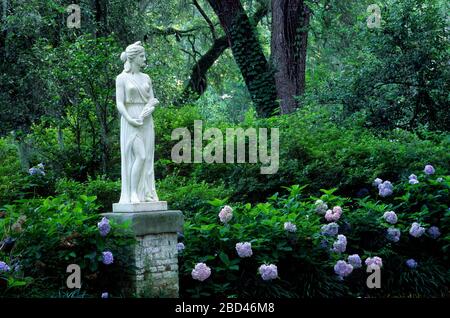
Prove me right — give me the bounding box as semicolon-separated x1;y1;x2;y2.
113;201;168;213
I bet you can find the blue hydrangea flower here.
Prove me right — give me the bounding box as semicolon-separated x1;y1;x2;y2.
321;222;339;236
97;217;111;237
386;228;401;242
427;226;441;239
406;259;418;269
176;242;185;253
348;254;362;269
332;235;347;253
373;178;383;187
334;260;353;278
424;165;435;175
383;211;398;224
378;181;393;197
102;251;114;265
409;222;425;238
284;222;297;233
408;175;419;185
315;200;328;215
0;261;10;272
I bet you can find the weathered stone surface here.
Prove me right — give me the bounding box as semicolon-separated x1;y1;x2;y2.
102;210;183;236
101;211;183;298
113;201;168;212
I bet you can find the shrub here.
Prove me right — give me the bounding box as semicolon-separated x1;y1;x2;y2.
192;105;450;203
179;167;450;297
0;194;134;297
157;175;233;216
55;177;120;211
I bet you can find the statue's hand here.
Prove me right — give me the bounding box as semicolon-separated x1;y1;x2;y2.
129;118;143;127
141;106;155;118
150;98;159;106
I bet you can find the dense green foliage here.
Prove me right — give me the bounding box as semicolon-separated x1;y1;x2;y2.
180;171;450;297
0;0;448;298
0;195;134;297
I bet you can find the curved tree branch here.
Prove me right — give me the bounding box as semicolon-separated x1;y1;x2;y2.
192;0;217;39
175;2;269;106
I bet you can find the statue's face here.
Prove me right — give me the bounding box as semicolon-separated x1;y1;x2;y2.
133;51;146;68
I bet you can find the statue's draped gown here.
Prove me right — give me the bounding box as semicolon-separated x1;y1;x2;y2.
118;72;158;203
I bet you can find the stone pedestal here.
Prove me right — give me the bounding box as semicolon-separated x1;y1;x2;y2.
112;201;168;213
102;209;183;298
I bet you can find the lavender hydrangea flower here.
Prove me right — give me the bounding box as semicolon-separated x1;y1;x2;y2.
259;264;278;281
97;217;111;237
101;292;109;298
28;167;40;176
332;235;347;253
176;242;185;253
334;260;353;278
0;261;10;272
235;242;253;258
406;259;418;269
373;178;383;187
378;181;393;197
365;256;383;269
102;251;114;265
321;222;339;236
409;222;425;238
315;200;328;215
408;174;419;185
284;222;297;233
427;226;441;239
29;163;45;176
386;228;401;242
219;205;233;224
383;211;398;224
191;263;211;281
424;165;435;175
348;254;362;269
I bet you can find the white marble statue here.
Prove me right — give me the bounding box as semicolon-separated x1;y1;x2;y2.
115;41;160;206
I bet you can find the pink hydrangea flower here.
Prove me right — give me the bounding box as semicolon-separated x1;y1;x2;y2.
191;263;211;282
325;206;342;222
219;205;233;223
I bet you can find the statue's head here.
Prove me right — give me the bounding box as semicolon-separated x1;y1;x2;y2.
120;41;146;73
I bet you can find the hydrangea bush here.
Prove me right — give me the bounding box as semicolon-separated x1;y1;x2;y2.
179;167;450;298
0;194;134;297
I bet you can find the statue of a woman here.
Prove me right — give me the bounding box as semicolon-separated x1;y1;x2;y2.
115;41;159;204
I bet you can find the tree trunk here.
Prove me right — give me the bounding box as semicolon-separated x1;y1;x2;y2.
175;3;269;105
1;0;8;62
206;0;278;117
94;0;108;36
271;0;310;114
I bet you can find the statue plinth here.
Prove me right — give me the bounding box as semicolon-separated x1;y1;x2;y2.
103;209;183;297
112;201;168;213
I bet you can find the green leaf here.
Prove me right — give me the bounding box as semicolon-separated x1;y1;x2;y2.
219;252;230;266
